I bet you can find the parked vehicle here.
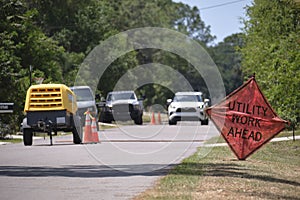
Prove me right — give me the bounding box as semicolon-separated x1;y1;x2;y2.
99;91;143;125
70;86;98;126
167;92;209;125
22;84;82;145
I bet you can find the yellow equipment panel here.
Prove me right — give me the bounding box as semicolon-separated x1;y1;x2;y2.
24;84;77;114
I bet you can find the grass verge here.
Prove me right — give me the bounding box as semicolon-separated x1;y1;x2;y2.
136;139;300;200
0;138;22;143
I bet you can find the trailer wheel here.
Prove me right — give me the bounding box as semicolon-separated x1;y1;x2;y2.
23;128;33;146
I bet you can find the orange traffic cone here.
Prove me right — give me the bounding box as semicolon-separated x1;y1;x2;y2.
83;110;93;143
150;112;156;125
91;117;100;143
157;112;162;125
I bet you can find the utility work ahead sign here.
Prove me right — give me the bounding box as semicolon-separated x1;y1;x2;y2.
205;77;289;160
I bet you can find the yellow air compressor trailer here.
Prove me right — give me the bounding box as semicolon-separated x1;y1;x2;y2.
22;84;82;145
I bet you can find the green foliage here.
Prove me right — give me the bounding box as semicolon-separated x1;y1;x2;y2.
1;0;244;132
241;0;300;125
209;33;244;94
71;0;217;106
0;0;66;133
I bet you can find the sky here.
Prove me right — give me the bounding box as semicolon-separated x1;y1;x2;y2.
174;0;253;44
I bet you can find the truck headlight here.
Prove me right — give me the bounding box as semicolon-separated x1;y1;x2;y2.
134;104;140;110
105;106;112;112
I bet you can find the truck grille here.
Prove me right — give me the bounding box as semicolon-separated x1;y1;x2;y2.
176;108;196;113
29;88;62;109
113;104;133;113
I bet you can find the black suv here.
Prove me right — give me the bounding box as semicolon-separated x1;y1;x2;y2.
99;91;143;125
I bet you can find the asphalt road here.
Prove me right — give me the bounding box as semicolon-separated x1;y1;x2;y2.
0;122;219;200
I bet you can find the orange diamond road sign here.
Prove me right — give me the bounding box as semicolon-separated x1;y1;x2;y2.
205;76;289;160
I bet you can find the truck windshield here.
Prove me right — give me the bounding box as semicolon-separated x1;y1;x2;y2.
107;93;135;101
72;89;94;101
173;95;202;102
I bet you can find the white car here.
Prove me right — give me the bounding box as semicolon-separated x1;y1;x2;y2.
167;92;209;125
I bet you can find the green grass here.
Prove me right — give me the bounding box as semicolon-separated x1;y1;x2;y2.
276;129;300;138
0;138;22;143
32;132;71;137
143;113;151;123
136;139;300;200
99;124;118;130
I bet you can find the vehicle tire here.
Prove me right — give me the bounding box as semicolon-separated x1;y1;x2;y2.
201;119;209;125
99;112;112;123
101;119;112;124
23;128;33;146
134;115;143;125
169;119;177;125
99;111;104;122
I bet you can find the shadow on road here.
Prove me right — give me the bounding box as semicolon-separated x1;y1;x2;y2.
0;164;174;178
1;162;299;187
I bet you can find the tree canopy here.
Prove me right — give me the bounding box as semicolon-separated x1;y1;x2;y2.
1;0;222;133
0;0;66;130
209;33;244;95
241;0;300;126
3;0;296;133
